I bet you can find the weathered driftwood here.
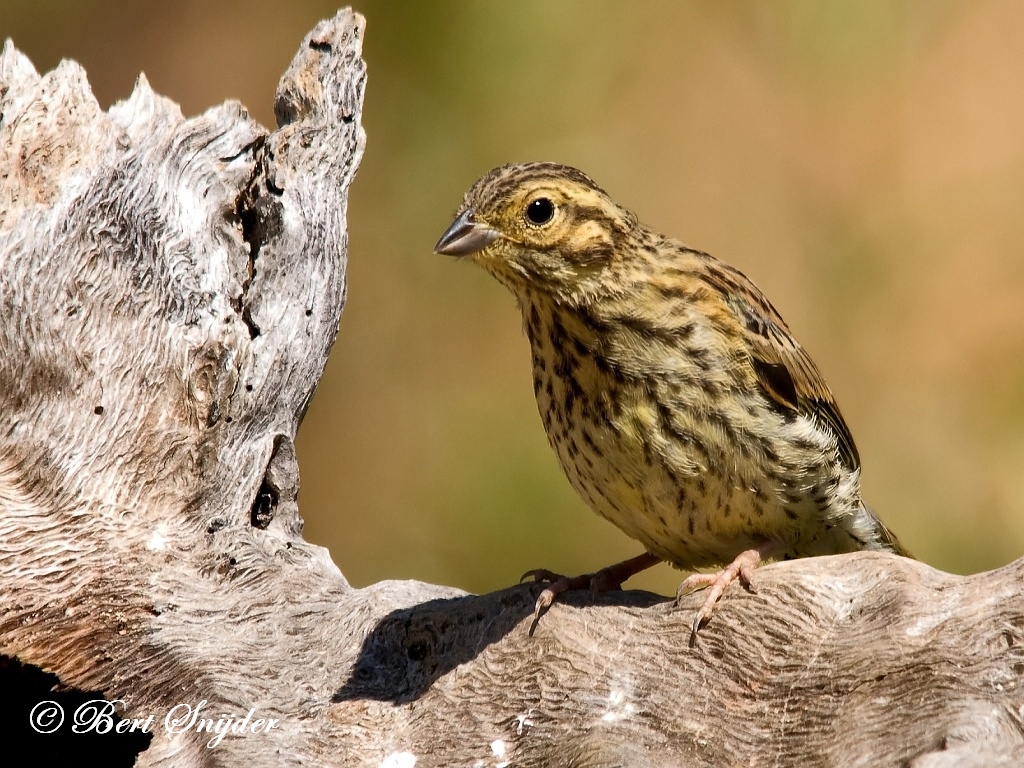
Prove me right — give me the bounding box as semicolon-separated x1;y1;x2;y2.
1;8;1022;768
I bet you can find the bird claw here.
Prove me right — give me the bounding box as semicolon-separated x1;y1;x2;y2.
524;553;662;635
528;570;624;635
675;547;766;637
520;568;566;584
528;574;585;636
674;572;717;599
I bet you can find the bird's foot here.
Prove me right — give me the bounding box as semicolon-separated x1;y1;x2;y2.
675;547;767;637
523;552;661;634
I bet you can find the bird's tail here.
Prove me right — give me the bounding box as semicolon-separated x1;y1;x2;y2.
864;503;914;559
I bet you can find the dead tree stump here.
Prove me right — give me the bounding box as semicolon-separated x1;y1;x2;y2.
1;8;1022;767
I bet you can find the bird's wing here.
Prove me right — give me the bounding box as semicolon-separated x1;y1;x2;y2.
705;261;861;472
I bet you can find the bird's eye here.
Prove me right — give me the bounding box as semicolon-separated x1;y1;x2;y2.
525;197;555;226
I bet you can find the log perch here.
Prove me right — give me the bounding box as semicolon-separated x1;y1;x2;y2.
1;8;1022;767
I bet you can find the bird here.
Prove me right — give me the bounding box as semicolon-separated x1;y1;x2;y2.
434;162;911;632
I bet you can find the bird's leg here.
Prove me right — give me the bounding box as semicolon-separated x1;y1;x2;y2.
676;542;779;634
523;552;662;629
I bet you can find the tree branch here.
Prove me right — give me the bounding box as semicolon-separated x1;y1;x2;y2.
0;9;1020;767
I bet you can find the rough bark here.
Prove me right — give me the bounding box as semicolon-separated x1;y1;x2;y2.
1;8;1022;768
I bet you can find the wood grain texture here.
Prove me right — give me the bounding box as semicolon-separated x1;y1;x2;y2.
1;8;1022;767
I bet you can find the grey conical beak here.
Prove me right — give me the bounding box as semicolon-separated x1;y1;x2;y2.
434;209;499;256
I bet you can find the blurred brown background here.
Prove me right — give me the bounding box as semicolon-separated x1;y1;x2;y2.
6;1;1024;595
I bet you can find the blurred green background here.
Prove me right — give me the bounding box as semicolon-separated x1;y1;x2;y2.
6;1;1024;595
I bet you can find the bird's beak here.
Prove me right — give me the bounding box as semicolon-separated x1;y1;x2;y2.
434;209;499;256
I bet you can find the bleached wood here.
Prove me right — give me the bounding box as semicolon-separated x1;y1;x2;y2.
1;8;1021;767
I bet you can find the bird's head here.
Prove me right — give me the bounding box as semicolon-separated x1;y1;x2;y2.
434;162;638;304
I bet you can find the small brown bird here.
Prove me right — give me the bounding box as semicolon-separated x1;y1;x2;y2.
435;162;910;631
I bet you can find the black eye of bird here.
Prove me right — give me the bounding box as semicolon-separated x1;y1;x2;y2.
525;197;555;226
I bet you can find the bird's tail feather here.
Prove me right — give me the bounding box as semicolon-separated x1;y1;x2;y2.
864;503;914;559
